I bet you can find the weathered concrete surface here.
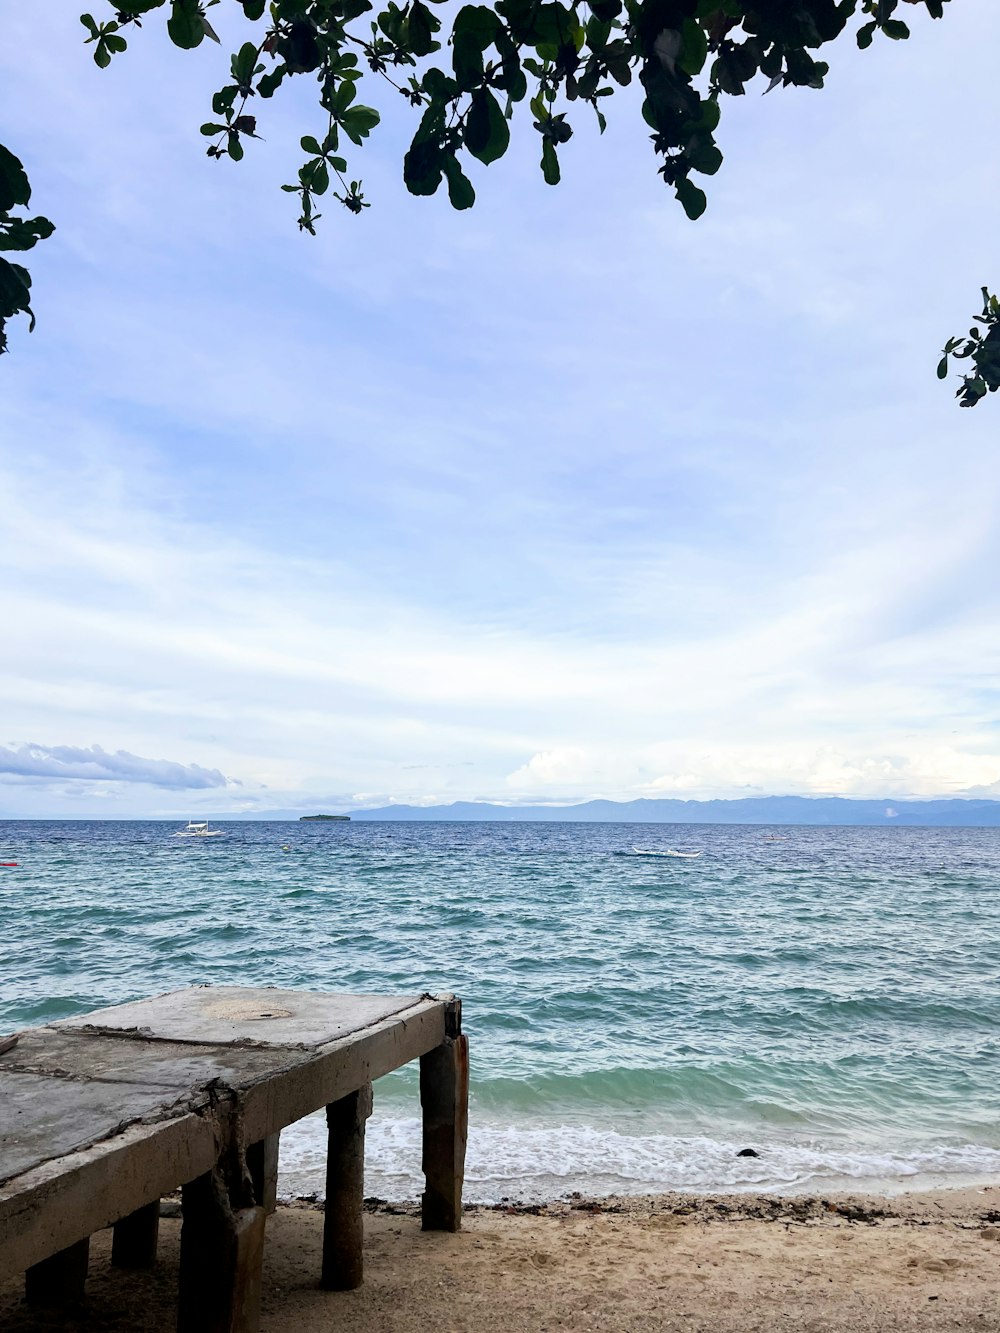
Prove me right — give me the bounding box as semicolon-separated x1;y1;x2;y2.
5;1028;317;1092
0;1071;191;1185
55;987;423;1048
0;987;458;1291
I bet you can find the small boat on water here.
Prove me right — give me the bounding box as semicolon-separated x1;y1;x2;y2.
632;847;702;859
174;821;225;838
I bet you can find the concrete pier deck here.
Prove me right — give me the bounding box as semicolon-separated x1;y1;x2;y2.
0;985;469;1331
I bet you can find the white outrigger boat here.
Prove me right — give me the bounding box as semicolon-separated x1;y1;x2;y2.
632;847;702;859
174;821;225;838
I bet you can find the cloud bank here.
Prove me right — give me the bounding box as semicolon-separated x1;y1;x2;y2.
0;744;231;790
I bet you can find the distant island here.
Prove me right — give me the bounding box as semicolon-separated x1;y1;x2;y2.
299;814;351;822
338;796;1000;827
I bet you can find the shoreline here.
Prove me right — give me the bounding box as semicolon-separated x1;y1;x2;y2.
353;1180;1000;1219
275;1105;1000;1207
5;1184;999;1332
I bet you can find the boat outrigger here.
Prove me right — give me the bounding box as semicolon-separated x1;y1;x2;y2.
174;821;225;838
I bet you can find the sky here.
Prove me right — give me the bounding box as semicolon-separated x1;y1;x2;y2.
2;1;999;817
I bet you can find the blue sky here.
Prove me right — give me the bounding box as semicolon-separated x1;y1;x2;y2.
2;1;1000;816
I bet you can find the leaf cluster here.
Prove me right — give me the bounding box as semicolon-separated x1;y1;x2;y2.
66;0;957;227
0;0;991;408
939;290;1000;408
0;146;54;355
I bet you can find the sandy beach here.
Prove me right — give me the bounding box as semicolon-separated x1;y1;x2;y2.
3;1187;999;1332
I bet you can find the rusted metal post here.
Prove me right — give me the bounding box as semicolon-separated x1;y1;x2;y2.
321;1082;373;1290
420;998;468;1232
25;1236;90;1306
112;1199;160;1268
247;1134;280;1215
177;1166;266;1333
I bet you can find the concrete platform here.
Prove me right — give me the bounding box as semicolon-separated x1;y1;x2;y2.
0;985;469;1331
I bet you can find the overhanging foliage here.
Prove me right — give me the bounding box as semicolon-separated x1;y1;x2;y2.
1;0;996;404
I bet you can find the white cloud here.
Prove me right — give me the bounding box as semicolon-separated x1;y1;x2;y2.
506;749;590;792
639;743;1000;802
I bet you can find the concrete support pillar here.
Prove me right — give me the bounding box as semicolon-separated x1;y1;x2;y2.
247;1134;280;1215
112;1199;160;1269
420;999;469;1232
25;1235;90;1307
321;1082;373;1290
177;1167;266;1333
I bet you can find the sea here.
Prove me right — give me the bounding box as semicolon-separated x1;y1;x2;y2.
3;820;999;1203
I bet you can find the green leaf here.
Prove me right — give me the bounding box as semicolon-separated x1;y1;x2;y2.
333;79;358;112
0;215;55;252
422;67;458;100
257;67;287;98
200;122;229;135
242;0;266;16
678;18;708;76
697;97;721;133
882;19;910;40
443;154;475;209
80;13;100;37
465;88;510;165
452;4;498;88
936;354;949;380
227;130;244;161
95;41;112;68
167;0;205;48
233;41;259;85
403;138;444;195
452;5;499;47
300;136;323;155
586;16;611;49
212;86;238;115
340;105;380;145
408;0;440;57
687;138;722;176
675;176;707;219
0;257;33;328
540;138;560;185
0;145;31;212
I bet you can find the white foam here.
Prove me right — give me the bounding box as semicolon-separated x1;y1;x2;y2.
276;1111;1000;1204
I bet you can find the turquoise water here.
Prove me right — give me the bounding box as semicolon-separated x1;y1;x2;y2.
3;820;999;1200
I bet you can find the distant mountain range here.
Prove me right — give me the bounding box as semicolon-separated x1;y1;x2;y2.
329;796;1000;826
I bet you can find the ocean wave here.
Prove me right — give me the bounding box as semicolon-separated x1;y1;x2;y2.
276;1111;1000;1205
